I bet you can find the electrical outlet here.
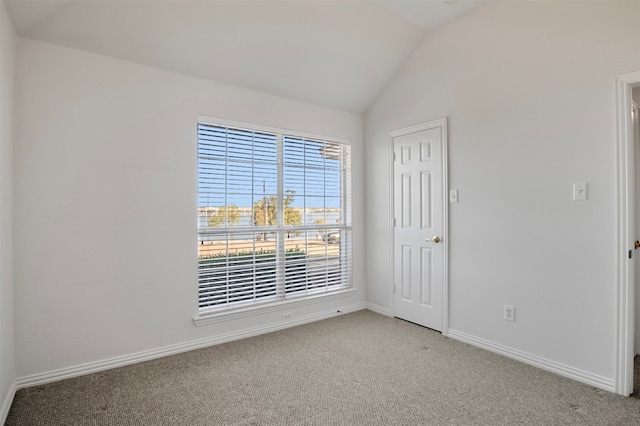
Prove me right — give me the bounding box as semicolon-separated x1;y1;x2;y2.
282;312;292;321
504;305;516;322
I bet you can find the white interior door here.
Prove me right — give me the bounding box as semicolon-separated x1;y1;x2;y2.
392;120;447;331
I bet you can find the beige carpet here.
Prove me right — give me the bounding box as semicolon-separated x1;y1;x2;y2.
6;310;640;425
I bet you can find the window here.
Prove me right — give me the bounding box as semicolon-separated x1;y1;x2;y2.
197;121;352;313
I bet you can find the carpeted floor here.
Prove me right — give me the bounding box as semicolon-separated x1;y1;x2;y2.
6;310;640;425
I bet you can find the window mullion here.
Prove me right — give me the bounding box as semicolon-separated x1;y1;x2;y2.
277;134;284;227
224;128;230;305
341;146;348;286
251;132;257;302
276;134;285;299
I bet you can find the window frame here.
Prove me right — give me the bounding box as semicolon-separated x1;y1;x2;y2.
195;116;353;318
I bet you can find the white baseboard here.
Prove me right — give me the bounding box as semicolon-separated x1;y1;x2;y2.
16;302;366;390
447;328;616;393
365;302;391;317
1;381;16;424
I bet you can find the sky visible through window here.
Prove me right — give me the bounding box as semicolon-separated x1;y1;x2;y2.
197;125;345;228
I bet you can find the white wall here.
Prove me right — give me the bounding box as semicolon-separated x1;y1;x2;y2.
13;38;365;380
0;0;16;419
365;0;640;388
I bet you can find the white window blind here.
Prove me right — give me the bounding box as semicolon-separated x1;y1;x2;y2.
197;122;352;313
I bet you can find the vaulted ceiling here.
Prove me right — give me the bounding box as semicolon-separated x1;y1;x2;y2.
4;0;483;113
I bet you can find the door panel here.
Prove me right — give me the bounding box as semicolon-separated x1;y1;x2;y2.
401;245;412;300
393;124;445;330
401;173;412;227
420;247;432;306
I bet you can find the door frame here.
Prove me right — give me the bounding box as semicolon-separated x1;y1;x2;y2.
616;69;640;396
388;117;449;335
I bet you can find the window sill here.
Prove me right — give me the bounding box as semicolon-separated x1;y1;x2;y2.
192;288;357;327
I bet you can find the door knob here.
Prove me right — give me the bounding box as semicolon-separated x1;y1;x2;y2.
426;236;441;243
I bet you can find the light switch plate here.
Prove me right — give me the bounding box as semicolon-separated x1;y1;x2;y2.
573;183;588;201
449;189;459;203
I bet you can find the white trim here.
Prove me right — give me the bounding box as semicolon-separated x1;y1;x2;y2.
387;132;395;318
388;118;449;334
0;381;15;424
17;303;366;389
448;329;616;393
194;288;358;326
441;119;449;336
615;69;640;396
365;302;392;317
634;100;639;358
388;119;447;139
